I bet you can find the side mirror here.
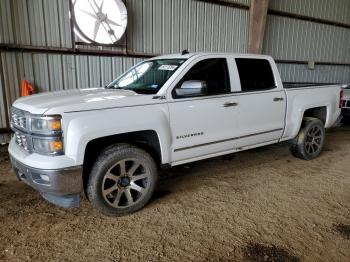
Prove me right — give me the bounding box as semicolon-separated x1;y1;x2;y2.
175;80;207;98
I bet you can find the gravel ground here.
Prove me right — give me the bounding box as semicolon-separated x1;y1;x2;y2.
0;126;349;261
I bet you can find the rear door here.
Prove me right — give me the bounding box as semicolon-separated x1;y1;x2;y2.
168;57;240;163
234;58;286;148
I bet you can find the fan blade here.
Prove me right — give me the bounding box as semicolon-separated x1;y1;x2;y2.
93;21;101;40
106;18;121;27
99;0;104;11
80;9;98;19
91;0;100;11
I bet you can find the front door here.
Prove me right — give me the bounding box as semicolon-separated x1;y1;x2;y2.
168;58;240;163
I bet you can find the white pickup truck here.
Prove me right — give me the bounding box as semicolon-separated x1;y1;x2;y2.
9;52;342;216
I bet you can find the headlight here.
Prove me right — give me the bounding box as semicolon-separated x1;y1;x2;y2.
32;137;64;155
31;116;62;134
31;115;63;155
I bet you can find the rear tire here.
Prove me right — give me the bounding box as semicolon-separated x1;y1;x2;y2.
289;117;325;160
86;144;158;216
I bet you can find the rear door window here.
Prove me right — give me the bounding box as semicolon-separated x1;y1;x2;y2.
235;58;275;92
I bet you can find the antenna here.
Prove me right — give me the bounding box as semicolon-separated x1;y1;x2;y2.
181;49;189;55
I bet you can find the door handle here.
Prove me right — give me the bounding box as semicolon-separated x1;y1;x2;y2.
273;97;284;102
223;102;238;107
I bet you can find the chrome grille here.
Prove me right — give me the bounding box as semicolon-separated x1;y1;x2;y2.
11;108;32;152
14;131;30;152
11;108;27;130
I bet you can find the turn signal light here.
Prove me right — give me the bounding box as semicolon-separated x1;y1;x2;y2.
48;120;62;131
50;141;63;152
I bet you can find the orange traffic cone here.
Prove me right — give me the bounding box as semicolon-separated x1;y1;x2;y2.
21;79;35;97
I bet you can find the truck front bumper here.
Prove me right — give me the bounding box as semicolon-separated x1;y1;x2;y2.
10;156;83;208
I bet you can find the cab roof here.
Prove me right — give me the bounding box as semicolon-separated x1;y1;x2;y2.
150;52;273;60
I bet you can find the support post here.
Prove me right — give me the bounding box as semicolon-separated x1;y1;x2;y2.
248;0;270;54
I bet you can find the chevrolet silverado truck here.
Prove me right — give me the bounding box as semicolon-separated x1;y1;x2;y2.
9;52;342;216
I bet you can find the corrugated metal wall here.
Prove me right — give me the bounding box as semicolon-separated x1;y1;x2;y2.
0;0;249;54
277;63;350;83
265;0;350;85
0;133;11;144
264;15;350;63
0;56;8;129
0;0;72;47
122;0;249;54
269;0;350;24
0;51;143;112
225;0;250;5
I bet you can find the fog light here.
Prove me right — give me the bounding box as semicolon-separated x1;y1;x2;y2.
39;174;50;182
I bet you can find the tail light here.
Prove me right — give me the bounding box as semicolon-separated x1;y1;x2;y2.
339;89;344;108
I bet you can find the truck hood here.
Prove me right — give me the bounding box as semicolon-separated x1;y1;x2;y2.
13;88;153;114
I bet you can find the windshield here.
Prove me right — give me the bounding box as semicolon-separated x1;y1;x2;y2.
106;59;186;94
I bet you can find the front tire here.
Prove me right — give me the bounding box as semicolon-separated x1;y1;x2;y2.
289;117;325;160
86;144;158;216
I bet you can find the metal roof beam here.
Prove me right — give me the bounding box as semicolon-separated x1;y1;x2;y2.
248;0;270;54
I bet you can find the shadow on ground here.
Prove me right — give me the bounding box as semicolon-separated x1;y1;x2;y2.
243;243;300;262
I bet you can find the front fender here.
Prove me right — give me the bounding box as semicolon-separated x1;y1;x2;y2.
62;104;172;165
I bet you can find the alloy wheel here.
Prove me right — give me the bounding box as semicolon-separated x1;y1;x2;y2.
305;126;323;155
101;159;151;208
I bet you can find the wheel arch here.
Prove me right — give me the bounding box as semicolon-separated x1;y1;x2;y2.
82;130;163;178
293;106;329;139
303;106;327;125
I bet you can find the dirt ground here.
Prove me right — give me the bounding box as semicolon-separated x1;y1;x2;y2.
0;126;350;262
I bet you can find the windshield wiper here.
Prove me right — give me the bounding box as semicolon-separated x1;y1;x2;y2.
105;85;122;89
